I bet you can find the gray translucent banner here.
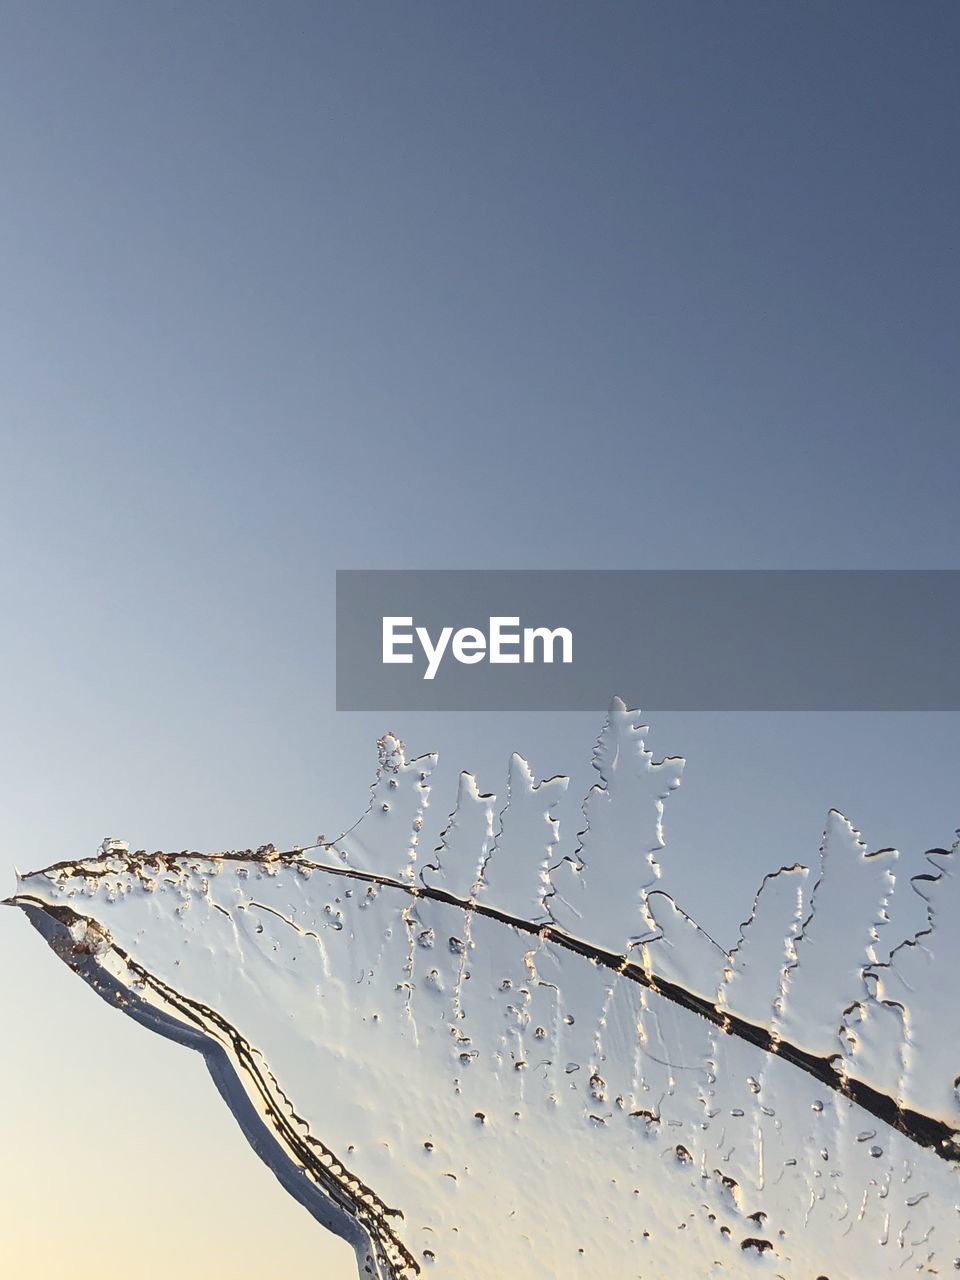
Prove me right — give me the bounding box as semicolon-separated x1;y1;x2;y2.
336;570;960;711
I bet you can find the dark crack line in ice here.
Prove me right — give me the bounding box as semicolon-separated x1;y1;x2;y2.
308;853;960;1163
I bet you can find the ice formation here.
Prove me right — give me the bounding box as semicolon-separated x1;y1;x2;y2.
10;700;960;1277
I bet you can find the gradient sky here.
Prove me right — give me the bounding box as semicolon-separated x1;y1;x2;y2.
2;4;958;1275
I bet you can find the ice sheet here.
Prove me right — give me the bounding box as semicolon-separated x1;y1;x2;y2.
12;701;960;1276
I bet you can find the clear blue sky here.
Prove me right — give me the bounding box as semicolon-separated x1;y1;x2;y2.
1;4;958;1274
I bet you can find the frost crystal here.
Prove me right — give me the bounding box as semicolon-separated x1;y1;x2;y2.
11;699;960;1277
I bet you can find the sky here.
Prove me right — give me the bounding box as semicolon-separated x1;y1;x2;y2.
1;3;958;1276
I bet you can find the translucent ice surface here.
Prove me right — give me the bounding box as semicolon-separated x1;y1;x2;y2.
11;700;960;1277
